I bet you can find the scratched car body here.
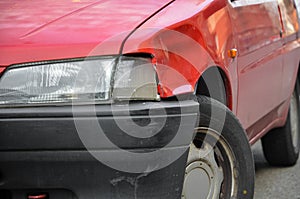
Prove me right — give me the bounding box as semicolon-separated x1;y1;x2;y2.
0;0;300;199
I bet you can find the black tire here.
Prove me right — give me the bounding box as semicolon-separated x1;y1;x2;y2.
261;81;300;166
182;96;254;199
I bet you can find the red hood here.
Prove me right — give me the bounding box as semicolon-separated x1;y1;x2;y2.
0;0;172;66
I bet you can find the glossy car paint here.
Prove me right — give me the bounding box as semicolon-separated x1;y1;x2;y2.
0;0;300;144
0;0;172;65
122;0;238;110
121;0;300;142
229;1;285;139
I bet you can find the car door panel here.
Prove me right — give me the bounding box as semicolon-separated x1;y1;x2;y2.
228;0;283;137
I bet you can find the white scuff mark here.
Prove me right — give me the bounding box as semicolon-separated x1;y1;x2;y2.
110;165;159;199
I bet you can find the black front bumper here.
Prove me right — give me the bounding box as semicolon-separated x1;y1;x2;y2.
0;100;199;199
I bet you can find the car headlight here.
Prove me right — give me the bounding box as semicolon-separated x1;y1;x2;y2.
0;56;159;106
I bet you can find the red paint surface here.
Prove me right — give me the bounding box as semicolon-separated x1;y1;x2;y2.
1;0;300;142
0;0;171;65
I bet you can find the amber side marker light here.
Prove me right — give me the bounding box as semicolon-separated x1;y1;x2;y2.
228;48;238;59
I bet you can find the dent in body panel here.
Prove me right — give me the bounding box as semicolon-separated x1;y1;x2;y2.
122;0;237;108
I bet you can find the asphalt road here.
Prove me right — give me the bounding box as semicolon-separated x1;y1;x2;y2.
253;140;300;199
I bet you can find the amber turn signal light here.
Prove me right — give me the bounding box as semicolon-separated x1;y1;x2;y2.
228;48;238;58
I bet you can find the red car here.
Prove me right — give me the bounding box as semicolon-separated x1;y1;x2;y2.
0;0;299;198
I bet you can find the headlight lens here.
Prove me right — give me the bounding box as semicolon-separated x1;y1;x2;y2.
0;56;158;106
113;56;158;101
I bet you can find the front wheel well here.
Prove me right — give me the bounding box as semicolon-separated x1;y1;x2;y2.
195;67;230;107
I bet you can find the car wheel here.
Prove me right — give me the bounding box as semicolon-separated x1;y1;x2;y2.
261;81;300;166
181;96;254;199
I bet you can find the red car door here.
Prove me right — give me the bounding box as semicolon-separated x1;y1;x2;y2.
278;0;300;103
227;0;284;138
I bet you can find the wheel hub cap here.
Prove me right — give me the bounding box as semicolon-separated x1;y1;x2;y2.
182;142;224;199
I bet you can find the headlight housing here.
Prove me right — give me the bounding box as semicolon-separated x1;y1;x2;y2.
0;56;159;106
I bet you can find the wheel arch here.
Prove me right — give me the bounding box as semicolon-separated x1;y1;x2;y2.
195;66;232;109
